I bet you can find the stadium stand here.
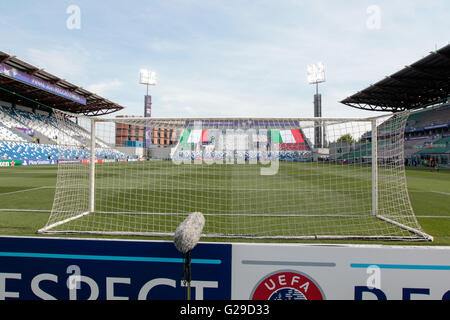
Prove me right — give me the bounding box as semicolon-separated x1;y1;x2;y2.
1;105;79;146
0;102;126;161
404;103;450;166
0;50;128;164
0;123;26;142
171;126;313;163
0;47;447;166
341;44;450;167
0;141;125;161
329;102;450;167
3;98;448;166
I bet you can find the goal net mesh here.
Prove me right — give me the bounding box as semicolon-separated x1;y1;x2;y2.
39;111;431;241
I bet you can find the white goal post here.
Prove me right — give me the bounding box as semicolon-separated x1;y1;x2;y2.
38;111;433;241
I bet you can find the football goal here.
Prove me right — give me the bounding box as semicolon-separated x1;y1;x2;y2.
38;111;432;241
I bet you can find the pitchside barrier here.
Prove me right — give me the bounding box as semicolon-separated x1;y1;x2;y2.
0;236;449;300
38;111;432;241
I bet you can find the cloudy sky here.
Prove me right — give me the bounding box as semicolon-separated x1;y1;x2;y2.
0;0;448;119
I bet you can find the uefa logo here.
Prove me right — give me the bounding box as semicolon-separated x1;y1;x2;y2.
250;270;325;300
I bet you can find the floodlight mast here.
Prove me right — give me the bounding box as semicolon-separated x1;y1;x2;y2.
140;69;157;95
139;69;157;152
307;62;325;87
307;62;326;149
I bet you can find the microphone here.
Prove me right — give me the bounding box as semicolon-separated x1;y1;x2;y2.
173;212;205;301
174;212;205;254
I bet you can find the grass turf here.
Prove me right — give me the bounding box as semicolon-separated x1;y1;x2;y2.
0;163;448;244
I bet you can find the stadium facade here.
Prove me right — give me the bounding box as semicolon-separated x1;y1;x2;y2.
0;45;448;165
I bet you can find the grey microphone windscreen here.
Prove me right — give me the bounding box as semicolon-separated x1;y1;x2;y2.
174;212;205;253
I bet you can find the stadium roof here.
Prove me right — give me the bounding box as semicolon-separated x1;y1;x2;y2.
341;44;450;112
0;51;124;116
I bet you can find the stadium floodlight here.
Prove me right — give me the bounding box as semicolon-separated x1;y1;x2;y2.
139;69;157;86
307;62;325;84
307;62;326;148
140;69;157;150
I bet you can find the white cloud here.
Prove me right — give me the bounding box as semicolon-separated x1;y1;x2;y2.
86;79;123;96
15;1;447;121
25;45;91;80
149;38;186;52
154;79;314;118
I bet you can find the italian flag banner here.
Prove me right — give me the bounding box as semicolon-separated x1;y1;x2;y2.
179;129;210;143
270;129;305;143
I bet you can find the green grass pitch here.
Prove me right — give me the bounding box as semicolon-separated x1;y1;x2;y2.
0;164;449;244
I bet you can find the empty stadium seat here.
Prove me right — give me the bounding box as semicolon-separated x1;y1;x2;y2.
0;104;127;162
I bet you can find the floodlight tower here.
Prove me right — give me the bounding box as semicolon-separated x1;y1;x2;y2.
307;62;326;149
139;69;157;150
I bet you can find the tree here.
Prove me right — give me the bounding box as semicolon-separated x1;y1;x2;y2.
359;131;371;143
337;133;355;143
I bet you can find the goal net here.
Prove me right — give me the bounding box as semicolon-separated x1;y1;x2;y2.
38;111;432;241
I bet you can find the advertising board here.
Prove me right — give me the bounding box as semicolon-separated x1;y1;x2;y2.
232;243;450;300
0;237;231;300
1;237;449;300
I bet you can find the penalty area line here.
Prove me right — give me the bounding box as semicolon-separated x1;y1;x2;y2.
417;215;450;219
0;186;55;196
409;190;450;196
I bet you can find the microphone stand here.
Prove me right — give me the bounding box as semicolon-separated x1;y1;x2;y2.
183;250;192;300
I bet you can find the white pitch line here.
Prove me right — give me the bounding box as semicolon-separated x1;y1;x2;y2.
0;209;51;212
418;215;450;219
430;190;450;196
0;186;54;196
409;190;450;196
